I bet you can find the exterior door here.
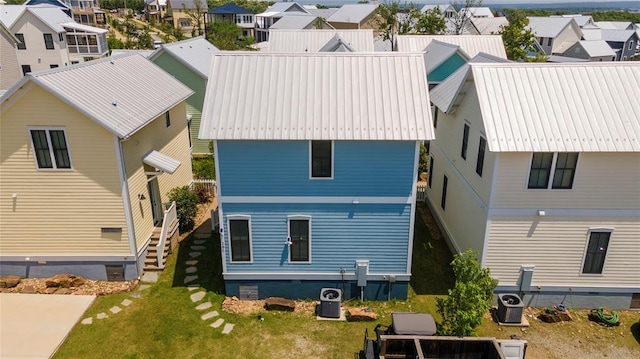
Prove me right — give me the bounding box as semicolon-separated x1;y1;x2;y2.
147;178;163;225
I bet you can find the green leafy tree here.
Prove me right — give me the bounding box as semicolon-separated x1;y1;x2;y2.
501;9;537;61
377;1;400;48
418;142;429;174
415;6;447;35
397;4;421;35
451;0;484;35
107;35;125;50
167;186;199;232
183;0;206;37
436;249;498;336
207;20;254;50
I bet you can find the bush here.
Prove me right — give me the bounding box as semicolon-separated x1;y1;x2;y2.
436;249;498;336
167;186;199;232
191;155;215;180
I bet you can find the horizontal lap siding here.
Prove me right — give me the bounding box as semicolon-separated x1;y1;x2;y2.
485;216;640;287
0;86;129;255
494;152;640;209
217;140;415;197
222;203;411;274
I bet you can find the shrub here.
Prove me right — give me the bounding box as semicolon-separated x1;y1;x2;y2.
167;186;199;232
191;155;215;180
436;249;498;336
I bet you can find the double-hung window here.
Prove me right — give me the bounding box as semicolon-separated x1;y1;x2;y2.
310;140;332;178
582;230;611;274
43;33;54;50
527;152;578;189
29;128;72;170
228;216;251;262
288;216;310;262
15;33;26;49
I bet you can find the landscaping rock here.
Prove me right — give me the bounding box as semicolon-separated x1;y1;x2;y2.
190;291;206;302
196;302;212;310
265;297;296;312
347;307;378;322
222;323;234;334
21;285;37;294
45;273;85;288
211;318;224;328
55;288;72;295
201;311;219;320
81;317;93;325
45;287;58;294
0;275;21;288
96;313;108;319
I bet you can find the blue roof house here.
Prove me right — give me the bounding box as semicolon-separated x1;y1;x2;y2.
208;2;255;37
200;52;434;300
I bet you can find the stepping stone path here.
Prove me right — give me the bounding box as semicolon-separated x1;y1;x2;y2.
140;272;158;283
130;292;142;298
196;302;212;310
81;317;93;325
189;252;201;258
191;291;206;302
184;275;198;284
186;266;197;273
211;318;224;328
138;284;150;290
110;306;122;314
186;260;198;266
187;285;200;291
193;240;206;245
121;299;132;307
191;246;206;250
81;278;149;325
201;311;219;320
96;313;108;319
222;323;234;334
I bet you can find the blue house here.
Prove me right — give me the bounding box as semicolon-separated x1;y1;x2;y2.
200;53;434;300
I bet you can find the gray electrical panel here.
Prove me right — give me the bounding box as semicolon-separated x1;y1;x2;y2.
356;260;368;287
519;266;534;293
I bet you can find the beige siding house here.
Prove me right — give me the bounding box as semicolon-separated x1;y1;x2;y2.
427;62;640;309
0;54;193;280
0;22;21;90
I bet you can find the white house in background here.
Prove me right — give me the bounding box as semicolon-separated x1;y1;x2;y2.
460;7;493;18
255;2;309;42
563;40;616;61
595;21;634;30
0;5;108;74
426;62;640;309
468;17;508;35
527;17;582;55
396;35;507;59
0;21;21;90
266;29;374;52
268;14;328;31
421;4;457;19
326;4;378;30
554;14;595;28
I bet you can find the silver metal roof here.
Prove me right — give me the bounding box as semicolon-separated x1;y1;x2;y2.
581;28;602;41
527;17;576;38
270;15;316;30
600;29;637;43
573;40;616;57
470;17;508;35
143;150;181;174
267;29;375;52
150;37;219;79
397;35;507;59
200;52;434;141
1;54;194;138
327;4;378;24
424;40;461;74
432;62;640;152
596;21;633;30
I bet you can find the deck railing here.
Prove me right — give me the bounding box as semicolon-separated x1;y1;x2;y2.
157;201;177;269
190;179;217;197
416;183;427;202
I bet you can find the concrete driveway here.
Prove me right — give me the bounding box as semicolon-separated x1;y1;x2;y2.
0;294;95;359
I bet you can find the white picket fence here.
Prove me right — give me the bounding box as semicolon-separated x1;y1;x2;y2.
416;183;427;203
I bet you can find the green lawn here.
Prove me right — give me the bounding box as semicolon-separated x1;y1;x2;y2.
54;205;640;358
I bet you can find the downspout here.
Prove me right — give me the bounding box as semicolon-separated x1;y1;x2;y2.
115;135;139;277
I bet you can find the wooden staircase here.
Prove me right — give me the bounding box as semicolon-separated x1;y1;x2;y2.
143;218;179;271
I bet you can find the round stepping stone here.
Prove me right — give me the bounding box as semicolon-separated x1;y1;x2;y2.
121;299;133;307
190;291;206;302
221;323;235;334
201;311;219;320
110;306;122;314
195;302;212;310
184;275;198;284
189;252;201;258
186;266;197;274
210;318;224;328
96;313;108;319
138;284;151;290
191;246;206;250
193;240;205;245
81;317;93;325
185;260;198;266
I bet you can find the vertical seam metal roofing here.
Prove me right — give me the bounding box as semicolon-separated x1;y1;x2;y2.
151;37;219;79
267;29;375;52
463;62;640;152
396;35;507;59
1;54;194;138
200;52;434;141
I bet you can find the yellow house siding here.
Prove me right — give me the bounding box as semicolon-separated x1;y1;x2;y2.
122;102;193;249
0;29;21;90
493;153;640;209
0;86;130;255
485;215;640;288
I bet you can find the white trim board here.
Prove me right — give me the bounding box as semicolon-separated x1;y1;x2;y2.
1;255;137;262
220;196;412;204
223;272;412;281
490;208;640;217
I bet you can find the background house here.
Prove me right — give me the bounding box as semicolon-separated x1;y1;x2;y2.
145;0;167;24
207;2;254;37
149;36;219;155
166;0;208;35
266;29;374;52
0;21;21;90
254;2;309;42
427;62;640;309
527;17;582;55
563;40;616;61
0;54;194;280
326;4;378;30
601;29;638;60
199;52;434;301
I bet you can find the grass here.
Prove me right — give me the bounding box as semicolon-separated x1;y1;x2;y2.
54;204;640;358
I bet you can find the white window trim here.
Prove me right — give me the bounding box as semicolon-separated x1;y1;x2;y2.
525;152;579;191
28;127;74;171
287;215;312;264
579;228;613;277
227;214;253;263
308;140;334;180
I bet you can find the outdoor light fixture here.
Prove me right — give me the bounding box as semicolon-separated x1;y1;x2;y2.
538;210;546;216
138;193;146;200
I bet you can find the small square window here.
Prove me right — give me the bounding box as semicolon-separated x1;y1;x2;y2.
50;64;59;69
165;111;171;127
21;64;31;76
310;140;332;178
15;33;26;50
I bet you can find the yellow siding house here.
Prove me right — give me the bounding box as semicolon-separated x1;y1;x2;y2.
0;54;193;280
